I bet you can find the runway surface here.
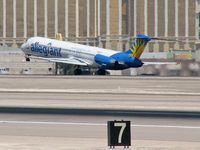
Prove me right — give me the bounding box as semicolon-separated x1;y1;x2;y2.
0;114;200;150
0;75;200;149
0;76;200;111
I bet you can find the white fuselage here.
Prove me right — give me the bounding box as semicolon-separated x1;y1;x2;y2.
21;37;118;67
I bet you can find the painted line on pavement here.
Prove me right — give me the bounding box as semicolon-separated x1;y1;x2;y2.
0;88;199;96
0;120;200;129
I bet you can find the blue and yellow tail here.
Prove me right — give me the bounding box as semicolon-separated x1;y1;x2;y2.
126;34;151;59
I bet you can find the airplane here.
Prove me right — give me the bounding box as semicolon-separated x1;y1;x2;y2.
21;34;175;75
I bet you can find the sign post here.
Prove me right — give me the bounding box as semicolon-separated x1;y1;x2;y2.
107;120;131;148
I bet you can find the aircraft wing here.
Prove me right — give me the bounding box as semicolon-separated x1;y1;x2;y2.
29;56;90;66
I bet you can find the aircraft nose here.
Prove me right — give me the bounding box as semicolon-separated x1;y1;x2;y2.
21;43;26;51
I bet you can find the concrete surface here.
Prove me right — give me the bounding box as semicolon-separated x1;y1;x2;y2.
0;76;200;111
0;76;200;149
0;114;199;150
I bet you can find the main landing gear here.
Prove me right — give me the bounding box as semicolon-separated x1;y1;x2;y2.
74;66;83;75
73;66;106;75
74;68;82;75
96;69;106;75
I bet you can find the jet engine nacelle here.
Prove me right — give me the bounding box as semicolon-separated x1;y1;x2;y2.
95;54;115;65
94;54;128;70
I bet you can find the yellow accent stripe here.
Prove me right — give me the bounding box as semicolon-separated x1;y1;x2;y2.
133;44;145;58
130;42;146;59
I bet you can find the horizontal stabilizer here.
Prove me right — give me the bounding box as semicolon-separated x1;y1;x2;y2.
143;61;177;65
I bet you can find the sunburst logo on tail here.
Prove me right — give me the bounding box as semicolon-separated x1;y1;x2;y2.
127;34;151;59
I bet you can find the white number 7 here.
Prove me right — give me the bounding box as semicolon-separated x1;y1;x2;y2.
114;122;126;143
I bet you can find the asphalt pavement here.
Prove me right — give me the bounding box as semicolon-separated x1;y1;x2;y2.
0;75;200;149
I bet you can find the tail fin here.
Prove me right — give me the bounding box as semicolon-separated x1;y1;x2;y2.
126;34;151;59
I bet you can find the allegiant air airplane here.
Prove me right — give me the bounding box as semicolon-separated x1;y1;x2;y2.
21;34;174;75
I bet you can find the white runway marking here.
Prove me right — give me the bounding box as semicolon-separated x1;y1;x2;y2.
0;88;200;96
0;120;200;129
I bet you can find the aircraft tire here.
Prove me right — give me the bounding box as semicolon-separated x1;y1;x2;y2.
26;57;30;61
97;69;106;75
74;69;82;75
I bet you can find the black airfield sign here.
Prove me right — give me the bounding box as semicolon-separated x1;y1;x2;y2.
107;120;131;148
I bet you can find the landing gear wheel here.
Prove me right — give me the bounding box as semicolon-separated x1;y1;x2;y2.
26;57;30;61
96;69;106;75
74;69;82;75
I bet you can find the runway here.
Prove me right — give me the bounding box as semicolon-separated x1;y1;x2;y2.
0;114;200;150
0;75;200;149
0;76;200;111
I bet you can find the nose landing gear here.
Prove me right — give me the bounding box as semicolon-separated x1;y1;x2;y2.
25;55;30;62
26;57;30;62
